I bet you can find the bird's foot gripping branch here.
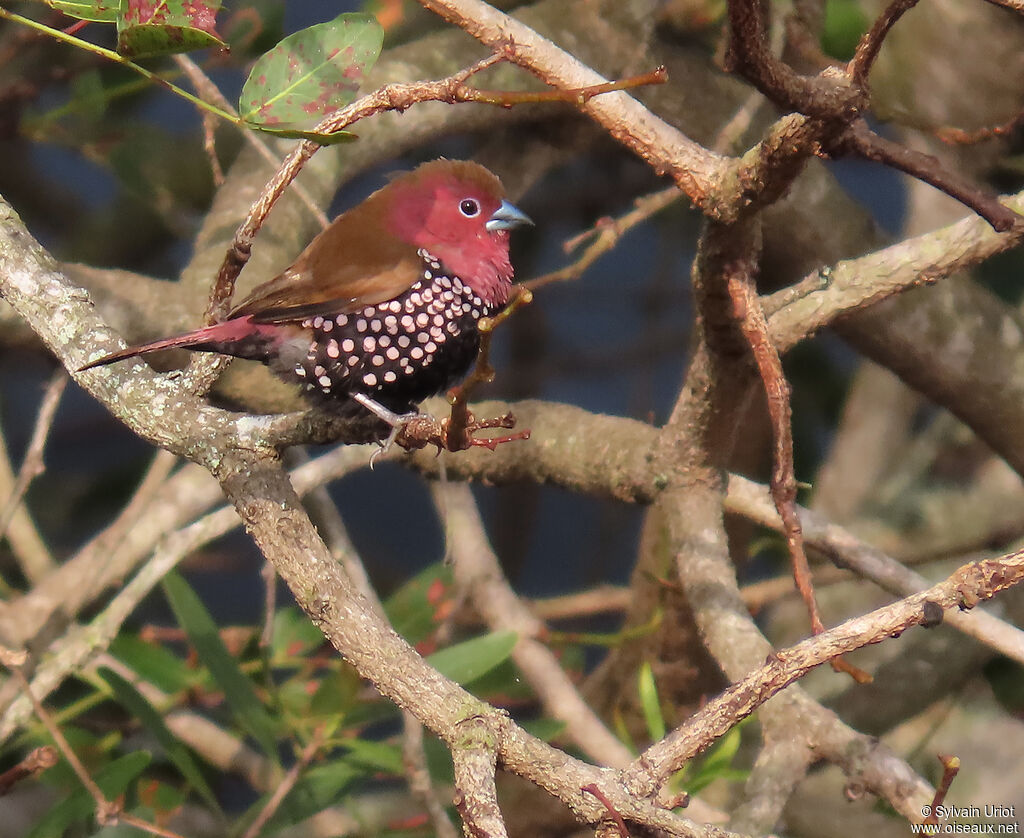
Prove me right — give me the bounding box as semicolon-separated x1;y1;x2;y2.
394;409;530;455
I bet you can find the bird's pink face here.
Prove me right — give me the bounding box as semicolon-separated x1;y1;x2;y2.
387;172;521;307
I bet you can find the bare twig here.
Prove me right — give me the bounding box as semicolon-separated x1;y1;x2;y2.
582;784;631;838
838;120;1022;233
442;287;534;451
726;268;868;682
452;718;507;838
0;746;57;795
525;188;682;292
922;755;960;826
242;728;326;838
726;474;1024;667
848;0;921;89
0;648;120;825
172;54;329;230
0;370;67;540
628;549;1024;790
404;713;459;838
435;482;635;768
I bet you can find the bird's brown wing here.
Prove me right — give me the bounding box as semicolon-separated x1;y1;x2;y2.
229;198;423;324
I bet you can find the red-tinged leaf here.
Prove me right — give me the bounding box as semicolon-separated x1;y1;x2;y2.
117;0;225;59
47;0;120;23
239;12;383;129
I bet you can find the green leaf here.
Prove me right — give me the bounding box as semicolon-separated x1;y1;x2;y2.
244;760;359;833
308;669;361;719
821;0;869;61
638;661;666;742
47;0;120;23
339;737;404;775
162;572;280;760
117;0;225;59
248;124;358;144
239;12;383;128
270;606;326;662
520;717;567;742
384;562;455;647
27;752;151;838
99;667;220;811
110;634;194;694
677;718;751;795
426;631;518;685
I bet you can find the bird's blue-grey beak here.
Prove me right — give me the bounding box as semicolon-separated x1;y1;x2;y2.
486;200;533;231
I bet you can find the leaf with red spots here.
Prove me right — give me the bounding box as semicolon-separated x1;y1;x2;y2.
47;0;119;23
239;12;383;140
117;0;226;59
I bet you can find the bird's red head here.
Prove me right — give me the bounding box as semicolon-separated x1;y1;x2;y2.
384;160;531;308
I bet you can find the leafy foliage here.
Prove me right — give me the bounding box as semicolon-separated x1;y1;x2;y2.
238;12;384;135
117;0;225;58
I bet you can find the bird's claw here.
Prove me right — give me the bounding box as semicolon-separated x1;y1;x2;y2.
353;393;429;468
369;414;424;469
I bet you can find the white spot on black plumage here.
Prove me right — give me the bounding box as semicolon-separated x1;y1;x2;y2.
416;313;429;327
386;346;399;360
372;355;384;366
384;371;397;383
471;309;480;318
425;341;437;354
348;356;359;367
384;315;397;332
370;319;382;332
433;314;444;327
313;316;324;329
326;340;340;358
363;373;377;386
411;347;424;360
378;335;391;347
336;314;348;326
342;339;354;353
424;270;432;280
363;336;375;352
430;326;443;340
314;365;325;377
401;314;414;329
398;335;410;348
322;319;333;332
295;364;306;377
319;375;331;388
417;332;429;344
356;318;367;332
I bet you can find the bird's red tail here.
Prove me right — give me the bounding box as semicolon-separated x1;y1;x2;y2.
78;321;247;372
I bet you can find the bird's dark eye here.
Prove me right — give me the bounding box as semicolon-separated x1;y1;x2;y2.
459;198;481;217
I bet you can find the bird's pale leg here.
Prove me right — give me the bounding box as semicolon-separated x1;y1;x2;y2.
352;393;429;467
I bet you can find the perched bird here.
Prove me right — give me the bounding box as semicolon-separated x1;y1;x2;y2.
81;160;532;436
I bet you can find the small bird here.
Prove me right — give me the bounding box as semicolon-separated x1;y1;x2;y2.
81;160;532;438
